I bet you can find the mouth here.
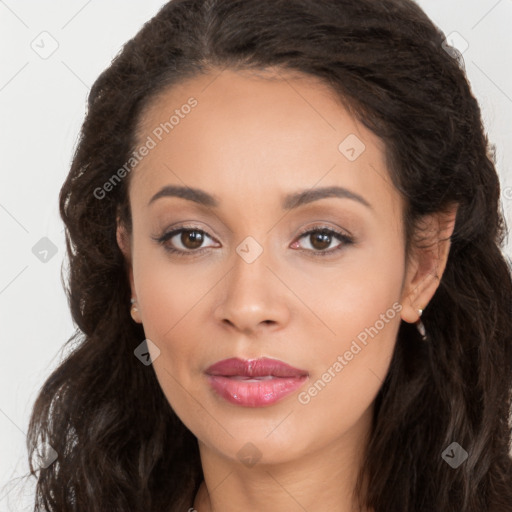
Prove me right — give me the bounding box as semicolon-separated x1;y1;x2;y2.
205;357;309;407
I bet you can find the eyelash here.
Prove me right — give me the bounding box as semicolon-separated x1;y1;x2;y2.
153;224;354;258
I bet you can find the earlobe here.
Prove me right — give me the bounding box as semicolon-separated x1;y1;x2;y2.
400;263;442;324
400;203;458;324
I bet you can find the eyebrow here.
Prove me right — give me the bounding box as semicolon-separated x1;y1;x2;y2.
148;185;372;210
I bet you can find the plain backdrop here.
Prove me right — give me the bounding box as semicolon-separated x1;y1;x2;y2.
1;1;511;509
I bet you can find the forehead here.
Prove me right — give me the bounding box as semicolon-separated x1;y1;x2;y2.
129;68;401;218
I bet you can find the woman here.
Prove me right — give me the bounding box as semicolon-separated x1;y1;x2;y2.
26;0;512;510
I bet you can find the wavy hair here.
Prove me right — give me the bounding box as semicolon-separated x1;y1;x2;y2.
25;0;512;510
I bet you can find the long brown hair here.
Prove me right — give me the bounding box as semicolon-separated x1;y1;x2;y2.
25;0;512;510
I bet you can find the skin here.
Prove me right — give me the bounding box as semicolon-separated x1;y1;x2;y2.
117;67;457;512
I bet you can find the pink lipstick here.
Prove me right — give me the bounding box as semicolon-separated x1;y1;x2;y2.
205;357;308;407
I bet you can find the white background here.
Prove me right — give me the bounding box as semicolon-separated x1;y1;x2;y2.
1;1;511;509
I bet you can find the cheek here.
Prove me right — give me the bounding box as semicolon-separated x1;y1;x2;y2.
293;298;402;444
132;238;216;341
292;240;404;411
288;232;405;342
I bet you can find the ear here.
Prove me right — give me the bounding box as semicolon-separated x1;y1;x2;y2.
116;217;139;322
400;203;458;324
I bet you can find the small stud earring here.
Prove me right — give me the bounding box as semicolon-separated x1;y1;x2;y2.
416;308;427;340
130;298;139;321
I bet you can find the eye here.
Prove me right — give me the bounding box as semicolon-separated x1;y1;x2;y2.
153;225;218;257
291;225;354;256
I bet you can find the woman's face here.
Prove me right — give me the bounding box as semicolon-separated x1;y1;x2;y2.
119;68;418;468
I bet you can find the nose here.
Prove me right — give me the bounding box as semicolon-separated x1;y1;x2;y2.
213;243;291;335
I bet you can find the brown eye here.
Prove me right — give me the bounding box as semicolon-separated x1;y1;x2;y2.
292;226;354;257
154;226;218;256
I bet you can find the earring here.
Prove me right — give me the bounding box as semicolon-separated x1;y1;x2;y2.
416;308;427;340
130;297;139;322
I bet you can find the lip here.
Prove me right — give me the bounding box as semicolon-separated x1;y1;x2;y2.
205;357;309;407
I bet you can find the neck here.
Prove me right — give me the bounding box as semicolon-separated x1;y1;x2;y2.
192;407;374;512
